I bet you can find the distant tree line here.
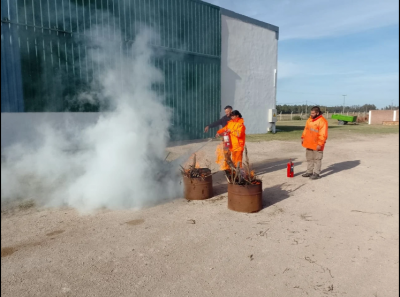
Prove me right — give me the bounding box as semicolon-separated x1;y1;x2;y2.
275;104;398;114
381;105;400;110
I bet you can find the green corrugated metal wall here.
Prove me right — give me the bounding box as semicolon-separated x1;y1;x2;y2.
1;0;221;140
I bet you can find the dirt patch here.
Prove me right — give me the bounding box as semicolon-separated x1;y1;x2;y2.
209;196;226;203
1;134;398;297
18;200;35;210
46;230;65;236
1;241;42;258
126;219;145;226
300;213;314;221
1;247;16;258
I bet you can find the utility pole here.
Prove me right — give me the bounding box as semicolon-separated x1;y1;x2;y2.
342;95;346;114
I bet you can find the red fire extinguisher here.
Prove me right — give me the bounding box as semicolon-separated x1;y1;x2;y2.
287;159;294;178
223;131;232;150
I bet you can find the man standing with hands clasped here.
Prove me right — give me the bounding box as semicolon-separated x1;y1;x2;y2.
301;106;328;180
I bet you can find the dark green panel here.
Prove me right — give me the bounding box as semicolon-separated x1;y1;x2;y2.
151;50;220;140
2;0;221;140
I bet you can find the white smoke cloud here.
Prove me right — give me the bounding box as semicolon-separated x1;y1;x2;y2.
1;26;184;212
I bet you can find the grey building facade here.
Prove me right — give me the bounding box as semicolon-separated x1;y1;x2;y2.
1;0;278;146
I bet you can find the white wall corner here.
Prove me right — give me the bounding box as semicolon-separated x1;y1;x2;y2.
394;110;397;121
368;111;372;125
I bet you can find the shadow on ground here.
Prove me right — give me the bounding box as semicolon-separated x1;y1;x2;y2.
320;160;361;177
213;158;302;196
276;125;342;132
262;183;306;209
212;171;229;196
212;158;305;197
252;158;303;176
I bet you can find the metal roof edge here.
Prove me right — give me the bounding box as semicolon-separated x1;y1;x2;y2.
220;8;279;40
189;0;220;9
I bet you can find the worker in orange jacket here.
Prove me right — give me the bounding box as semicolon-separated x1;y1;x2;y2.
216;110;246;167
301;106;328;180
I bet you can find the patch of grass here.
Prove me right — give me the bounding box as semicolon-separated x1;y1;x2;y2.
247;119;399;142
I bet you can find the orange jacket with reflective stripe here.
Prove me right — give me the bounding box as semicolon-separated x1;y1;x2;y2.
217;118;246;152
301;115;328;151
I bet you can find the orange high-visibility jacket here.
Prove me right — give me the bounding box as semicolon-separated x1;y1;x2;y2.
301;115;328;151
217;118;246;152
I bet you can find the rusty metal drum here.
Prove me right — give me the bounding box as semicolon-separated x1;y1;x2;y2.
227;182;263;213
183;168;213;200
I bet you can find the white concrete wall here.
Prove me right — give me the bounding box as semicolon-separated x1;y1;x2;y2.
1;112;100;149
220;15;278;134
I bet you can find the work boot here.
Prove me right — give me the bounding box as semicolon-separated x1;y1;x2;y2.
302;172;313;177
310;174;321;180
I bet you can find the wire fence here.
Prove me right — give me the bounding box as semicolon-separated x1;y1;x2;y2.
276;111;369;121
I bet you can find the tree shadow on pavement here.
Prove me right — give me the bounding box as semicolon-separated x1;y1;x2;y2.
320;160;361;177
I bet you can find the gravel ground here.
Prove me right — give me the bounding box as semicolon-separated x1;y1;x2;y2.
1;134;399;297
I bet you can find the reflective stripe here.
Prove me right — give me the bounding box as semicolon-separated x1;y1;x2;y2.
309;128;319;133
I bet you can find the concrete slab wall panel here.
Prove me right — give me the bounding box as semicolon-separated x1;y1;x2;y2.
220;14;278;134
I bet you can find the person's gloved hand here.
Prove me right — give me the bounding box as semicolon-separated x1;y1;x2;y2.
204;126;209;133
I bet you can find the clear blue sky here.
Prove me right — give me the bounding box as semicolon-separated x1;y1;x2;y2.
205;0;399;109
